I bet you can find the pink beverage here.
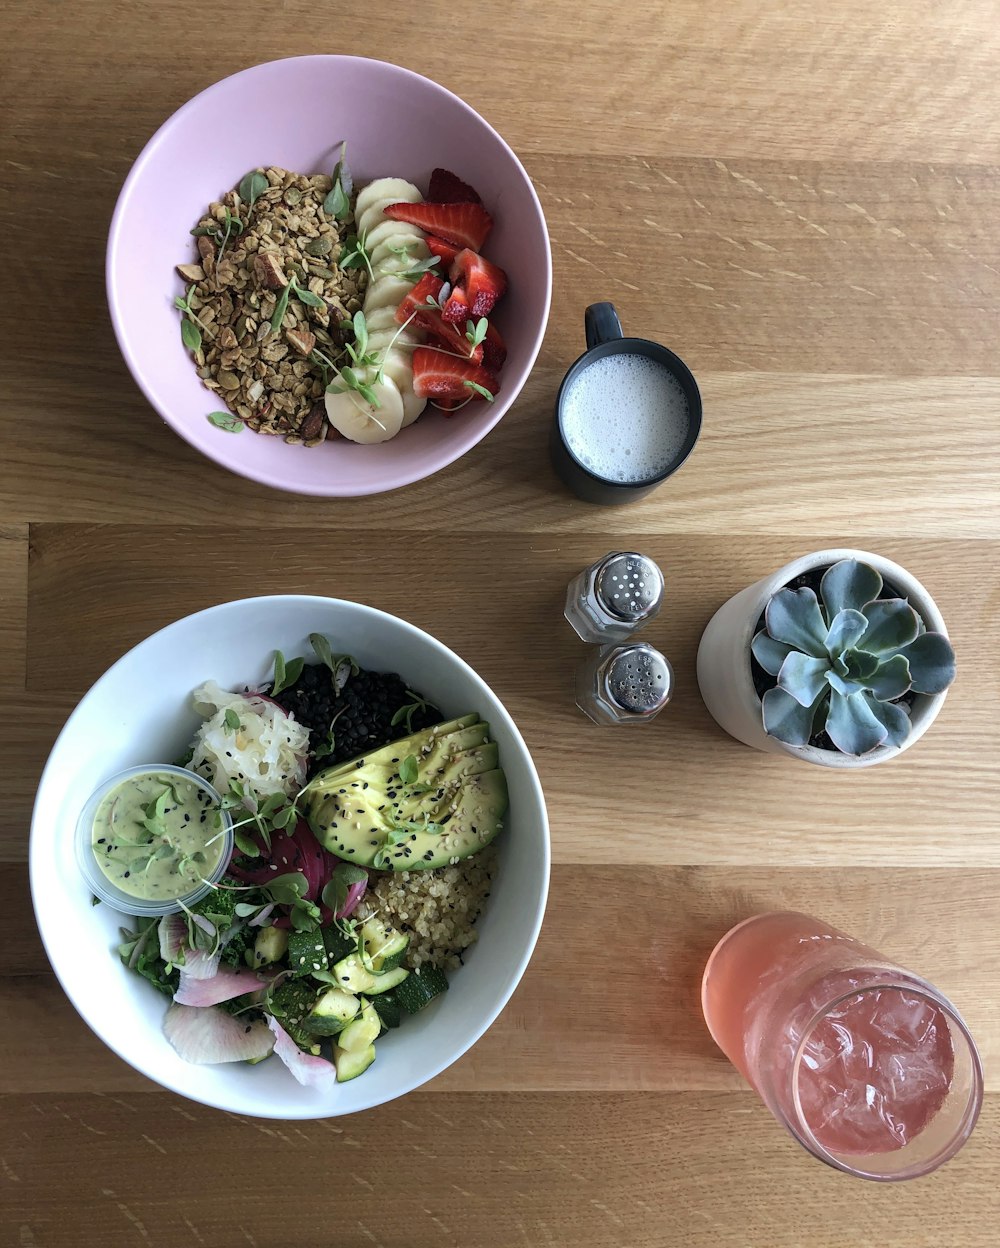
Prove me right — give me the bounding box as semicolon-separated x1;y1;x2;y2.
702;913;983;1180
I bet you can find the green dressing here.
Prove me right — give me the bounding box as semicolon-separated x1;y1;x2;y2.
91;770;224;901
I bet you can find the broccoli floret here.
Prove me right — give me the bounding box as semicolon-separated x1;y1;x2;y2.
220;925;254;968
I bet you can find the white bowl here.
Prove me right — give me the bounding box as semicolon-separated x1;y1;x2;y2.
30;596;549;1117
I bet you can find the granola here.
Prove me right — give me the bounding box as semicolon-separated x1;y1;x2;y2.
177;167;367;446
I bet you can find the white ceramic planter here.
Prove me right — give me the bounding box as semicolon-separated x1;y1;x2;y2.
696;548;951;770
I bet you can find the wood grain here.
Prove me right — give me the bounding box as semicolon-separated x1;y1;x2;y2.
3;862;999;1097
1;1092;998;1247
3;0;1000;1242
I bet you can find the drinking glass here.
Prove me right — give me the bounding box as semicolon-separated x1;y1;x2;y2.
701;911;983;1180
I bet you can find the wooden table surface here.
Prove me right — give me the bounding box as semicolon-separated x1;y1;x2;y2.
3;0;1000;1243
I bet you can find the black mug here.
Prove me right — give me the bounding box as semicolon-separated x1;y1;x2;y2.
550;303;702;505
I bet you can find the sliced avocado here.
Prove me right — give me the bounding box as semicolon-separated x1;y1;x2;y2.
304;715;508;871
252;925;289;967
334;1042;376;1082
337;999;381;1054
305;986;359;1036
381;769;508;871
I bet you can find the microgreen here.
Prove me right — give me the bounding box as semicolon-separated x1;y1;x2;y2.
323;141;353;221
327;308;420;412
321;863;368;917
223;709;241;733
238;170;269;213
271;274;326;331
174;284;211;352
466;317;488;348
396;254;442;282
271;649;304;696
339;233;374;282
215;206;244;270
391;690;435;734
206;411;244;433
463;380;495;402
399;754;419;785
309;633;359;683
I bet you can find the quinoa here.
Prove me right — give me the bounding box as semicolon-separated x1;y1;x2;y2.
360;847;497;970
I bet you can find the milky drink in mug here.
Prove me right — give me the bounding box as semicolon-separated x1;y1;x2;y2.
561;354;691;485
551;303;702;505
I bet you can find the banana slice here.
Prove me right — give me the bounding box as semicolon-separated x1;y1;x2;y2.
369;233;431;271
367;328;420;355
358;194;425;240
364;306;411;335
376;348;426;428
363;275;415;317
354;178;422;224
324;370;404;444
363;219;424;255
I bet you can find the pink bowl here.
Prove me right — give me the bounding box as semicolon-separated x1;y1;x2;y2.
107;57;551;497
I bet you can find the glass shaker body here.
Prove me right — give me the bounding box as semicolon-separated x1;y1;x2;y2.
576;642;673;724
565;552;664;643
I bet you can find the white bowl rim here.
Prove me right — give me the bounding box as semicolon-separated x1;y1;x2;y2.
29;594;551;1115
104;55;553;498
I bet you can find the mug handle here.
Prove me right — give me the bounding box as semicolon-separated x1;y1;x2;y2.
585;302;623;350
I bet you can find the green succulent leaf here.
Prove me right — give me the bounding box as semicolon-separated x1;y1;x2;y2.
764;587;829;658
824;608;868;656
825;690;889;756
826;670;866;698
841;650;879;682
761;686;827;747
894;631;957;695
820;559;883;618
865;653;912;702
777;652;830;708
864;694;912;748
860;599;920;655
750;630;794;677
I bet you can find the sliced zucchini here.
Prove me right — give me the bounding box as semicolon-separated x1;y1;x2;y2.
305;987;360;1037
334;1042;376;1082
372;992;402;1030
364;965;409;995
252;926;289;967
337;1000;381;1054
288;930;330;978
331;953;378;994
361;917;410;972
323;925;357;965
395;965;449;1014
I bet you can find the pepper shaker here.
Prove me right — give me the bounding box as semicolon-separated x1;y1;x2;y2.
576;642;674;725
564;552;664;643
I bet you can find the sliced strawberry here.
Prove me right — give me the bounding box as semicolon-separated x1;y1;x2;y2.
448;248;508;319
441;285;471;324
412;347;499;402
428;168;483;204
384;201;493;252
426;235;461;267
395;271;444;325
481;322;507;374
413;308;484;363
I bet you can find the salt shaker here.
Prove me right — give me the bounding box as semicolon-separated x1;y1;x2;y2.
576;642;674;725
564;551;664;643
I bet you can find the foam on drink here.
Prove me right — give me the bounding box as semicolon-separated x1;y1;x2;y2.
561;354;690;484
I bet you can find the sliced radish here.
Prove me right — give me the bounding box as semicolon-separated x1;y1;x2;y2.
174;964;263;1008
267;1017;338;1089
163;1004;274;1065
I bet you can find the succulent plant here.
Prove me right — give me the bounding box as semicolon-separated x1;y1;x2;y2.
751;559;956;757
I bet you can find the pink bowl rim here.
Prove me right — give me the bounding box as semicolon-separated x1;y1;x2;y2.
105;55;552;498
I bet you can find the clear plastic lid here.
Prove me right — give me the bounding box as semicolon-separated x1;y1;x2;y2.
76;763;233;917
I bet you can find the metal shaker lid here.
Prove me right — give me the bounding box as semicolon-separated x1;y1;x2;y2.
595;553;664;623
603;644;673;714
